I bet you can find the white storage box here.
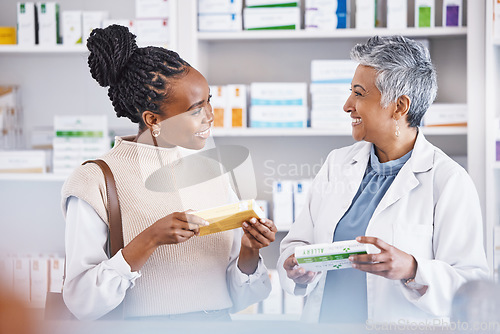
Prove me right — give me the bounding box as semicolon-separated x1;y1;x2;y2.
243;7;300;30
198;13;242;31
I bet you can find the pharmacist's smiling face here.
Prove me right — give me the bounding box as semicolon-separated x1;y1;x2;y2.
343;65;395;144
155;68;213;150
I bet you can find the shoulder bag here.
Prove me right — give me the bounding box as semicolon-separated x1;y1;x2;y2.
45;159;124;320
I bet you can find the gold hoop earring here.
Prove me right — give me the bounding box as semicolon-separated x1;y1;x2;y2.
394;118;400;137
151;124;161;138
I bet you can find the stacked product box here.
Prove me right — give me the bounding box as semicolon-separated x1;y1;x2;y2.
0;27;16;44
244;0;300;30
415;0;435;28
496;118;500;162
210;84;248;128
293;179;312;221
495;226;500;282
387;0;407;29
310;60;357;130
52;115;110;174
272;180;294;230
0;253;65;308
261;269;283;314
102;19;136;35
250;82;307;128
442;0;462;27
272;179;313;230
210;85;227;127
82;11;109;43
198;0;243;32
0;86;23;150
37;2;60;45
355;0;376;29
135;0;172;48
305;0;350;30
261;269;304;316
62;10;82;44
17;2;37;45
0;150;46;173
422;104;467;127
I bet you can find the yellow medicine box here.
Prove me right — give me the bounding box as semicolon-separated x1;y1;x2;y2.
0;27;16;44
193;199;265;236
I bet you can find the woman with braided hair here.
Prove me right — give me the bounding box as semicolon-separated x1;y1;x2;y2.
60;25;276;321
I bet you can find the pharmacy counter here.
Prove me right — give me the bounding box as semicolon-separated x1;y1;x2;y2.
37;319;472;334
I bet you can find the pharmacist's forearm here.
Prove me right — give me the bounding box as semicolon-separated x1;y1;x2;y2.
237;246;260;275
121;229;159;272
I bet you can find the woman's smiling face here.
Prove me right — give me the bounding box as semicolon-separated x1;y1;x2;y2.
155;68;214;150
343;65;396;145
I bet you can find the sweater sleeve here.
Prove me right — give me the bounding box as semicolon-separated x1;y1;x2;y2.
62;196;140;320
225;228;272;313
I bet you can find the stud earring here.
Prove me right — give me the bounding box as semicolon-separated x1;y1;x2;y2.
394;118;400;137
151;124;161;138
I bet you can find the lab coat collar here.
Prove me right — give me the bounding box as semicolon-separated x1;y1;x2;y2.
409;129;434;174
351;142;372;167
350;129;434;173
368;129;434;221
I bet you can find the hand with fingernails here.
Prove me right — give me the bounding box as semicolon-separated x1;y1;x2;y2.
237;217;277;275
241;217;277;250
349;236;417;281
283;254;318;285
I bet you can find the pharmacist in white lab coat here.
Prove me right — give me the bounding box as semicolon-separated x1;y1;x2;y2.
277;35;489;325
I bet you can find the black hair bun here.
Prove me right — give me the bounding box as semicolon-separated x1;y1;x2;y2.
87;24;138;87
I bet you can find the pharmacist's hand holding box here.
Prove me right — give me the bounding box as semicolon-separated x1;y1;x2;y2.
295;239;373;272
285;238;383;285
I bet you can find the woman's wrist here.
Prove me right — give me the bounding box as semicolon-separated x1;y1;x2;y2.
237;245;260;275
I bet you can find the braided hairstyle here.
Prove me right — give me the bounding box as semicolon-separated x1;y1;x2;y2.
87;24;190;128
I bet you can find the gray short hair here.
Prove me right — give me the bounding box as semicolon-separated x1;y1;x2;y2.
350;35;437;127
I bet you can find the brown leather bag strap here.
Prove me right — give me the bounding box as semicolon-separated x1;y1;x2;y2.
83;159;124;257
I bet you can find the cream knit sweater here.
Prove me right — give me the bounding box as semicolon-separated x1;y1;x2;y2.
62;136;238;317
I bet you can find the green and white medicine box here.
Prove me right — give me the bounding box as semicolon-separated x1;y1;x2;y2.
415;0;435;28
246;0;299;7
17;2;37;45
37;2;60;45
295;240;370;272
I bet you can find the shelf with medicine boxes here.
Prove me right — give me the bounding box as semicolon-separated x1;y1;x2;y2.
211;124;468;137
177;0;474;210
0;45;88;54
197;26;467;40
485;0;500;282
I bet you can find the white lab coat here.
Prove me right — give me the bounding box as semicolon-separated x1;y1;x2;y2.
278;131;489;324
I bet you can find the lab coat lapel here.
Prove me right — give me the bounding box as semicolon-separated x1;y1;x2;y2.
371;131;434;220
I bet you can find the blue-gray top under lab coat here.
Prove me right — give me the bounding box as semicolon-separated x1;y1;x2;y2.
319;145;412;323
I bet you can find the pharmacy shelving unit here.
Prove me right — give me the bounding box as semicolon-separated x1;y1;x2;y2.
485;0;499;281
177;1;481;210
